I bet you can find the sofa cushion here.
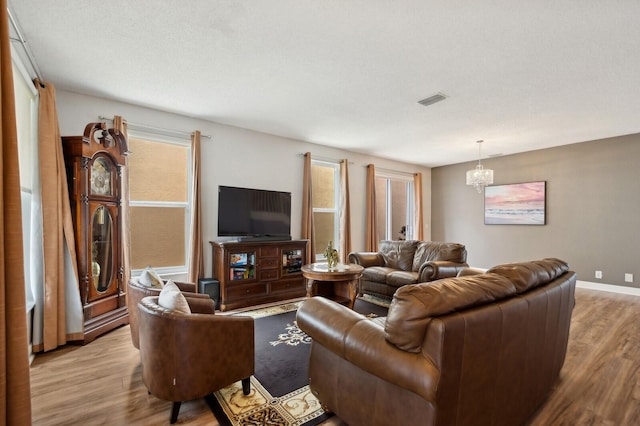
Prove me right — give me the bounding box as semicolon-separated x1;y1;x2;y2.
386;270;420;287
158;280;191;314
412;242;467;272
362;266;397;284
138;266;164;288
488;258;569;294
385;273;516;352
379;240;420;271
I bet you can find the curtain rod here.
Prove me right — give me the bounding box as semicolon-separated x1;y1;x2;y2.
367;165;417;177
98;116;212;140
8;5;44;83
298;153;354;165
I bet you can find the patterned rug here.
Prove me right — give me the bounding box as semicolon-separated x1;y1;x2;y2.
208;297;389;426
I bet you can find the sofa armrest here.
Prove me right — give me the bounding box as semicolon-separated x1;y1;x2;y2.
181;290;210;299
418;260;469;282
172;281;197;293
297;297;438;401
185;296;216;314
348;252;385;267
457;267;486;277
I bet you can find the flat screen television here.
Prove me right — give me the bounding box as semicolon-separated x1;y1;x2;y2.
217;185;291;239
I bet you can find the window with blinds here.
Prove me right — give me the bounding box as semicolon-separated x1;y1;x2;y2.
128;135;191;274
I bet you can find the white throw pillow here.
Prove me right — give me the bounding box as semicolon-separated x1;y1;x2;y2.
157;280;191;314
138;266;164;288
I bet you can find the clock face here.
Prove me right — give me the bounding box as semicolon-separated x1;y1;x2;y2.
91;157;112;196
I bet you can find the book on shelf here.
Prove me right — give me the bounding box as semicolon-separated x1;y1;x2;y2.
230;253;248;267
230;267;253;280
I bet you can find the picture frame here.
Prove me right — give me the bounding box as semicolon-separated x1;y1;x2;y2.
484;181;546;225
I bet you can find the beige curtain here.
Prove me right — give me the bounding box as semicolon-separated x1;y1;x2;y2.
339;159;351;263
34;80;80;351
1;0;32;421
188;131;204;283
365;164;378;251
414;172;424;240
301;152;315;263
113;116;131;290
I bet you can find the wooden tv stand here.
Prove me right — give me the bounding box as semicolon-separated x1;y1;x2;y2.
210;239;308;311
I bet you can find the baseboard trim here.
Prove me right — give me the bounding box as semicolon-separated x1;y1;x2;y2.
576;280;640;297
466;267;640;296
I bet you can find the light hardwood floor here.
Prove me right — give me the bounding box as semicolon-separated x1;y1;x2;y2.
30;288;640;425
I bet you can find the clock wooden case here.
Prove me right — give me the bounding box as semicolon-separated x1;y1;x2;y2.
62;122;130;343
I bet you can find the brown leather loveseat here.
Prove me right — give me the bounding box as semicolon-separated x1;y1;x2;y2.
297;258;576;426
348;240;468;299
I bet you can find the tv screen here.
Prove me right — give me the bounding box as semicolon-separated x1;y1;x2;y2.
217;186;291;238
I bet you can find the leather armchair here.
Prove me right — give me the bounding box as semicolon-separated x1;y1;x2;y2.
137;295;254;424
127;279;209;349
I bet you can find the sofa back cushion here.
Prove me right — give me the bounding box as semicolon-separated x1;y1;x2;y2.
487;258;569;294
379;240;420;271
412;242;467;272
385;273;516;352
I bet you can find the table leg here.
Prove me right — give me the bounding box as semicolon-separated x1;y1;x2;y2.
346;279;357;309
306;278;315;298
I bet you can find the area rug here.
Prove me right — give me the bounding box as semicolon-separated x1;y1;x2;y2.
208;297;389;426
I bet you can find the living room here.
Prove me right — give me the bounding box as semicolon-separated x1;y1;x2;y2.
4;1;640;425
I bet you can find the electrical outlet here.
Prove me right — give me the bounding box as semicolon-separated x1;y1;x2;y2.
595;270;603;279
625;273;633;283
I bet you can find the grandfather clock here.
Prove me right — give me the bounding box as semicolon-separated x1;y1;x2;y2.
62;122;130;343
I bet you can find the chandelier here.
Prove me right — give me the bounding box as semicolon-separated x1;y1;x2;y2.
466;140;494;193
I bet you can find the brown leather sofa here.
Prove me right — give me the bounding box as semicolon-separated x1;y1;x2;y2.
138;295;254;423
127;278;209;349
348;240;468;299
297;258;576;426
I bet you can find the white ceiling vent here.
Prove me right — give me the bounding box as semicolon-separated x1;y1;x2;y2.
418;93;447;107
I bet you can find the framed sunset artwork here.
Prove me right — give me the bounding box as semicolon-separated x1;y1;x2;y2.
484;181;546;225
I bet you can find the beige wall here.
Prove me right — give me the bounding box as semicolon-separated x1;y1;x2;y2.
432;134;640;289
55;90;431;277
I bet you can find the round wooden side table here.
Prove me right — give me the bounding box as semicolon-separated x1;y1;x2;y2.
301;263;364;309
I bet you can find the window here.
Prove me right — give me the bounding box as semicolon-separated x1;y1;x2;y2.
14;60;37;192
13;54;38;315
128;134;191;275
311;160;340;259
375;173;415;241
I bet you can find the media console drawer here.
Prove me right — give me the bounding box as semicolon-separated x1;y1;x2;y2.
260;258;279;269
270;279;304;294
259;269;278;280
226;283;268;299
260;247;279;258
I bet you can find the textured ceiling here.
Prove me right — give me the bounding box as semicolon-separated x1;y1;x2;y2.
9;1;640;167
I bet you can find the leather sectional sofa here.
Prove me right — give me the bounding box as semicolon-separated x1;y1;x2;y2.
297;258;576;426
348;240;468;299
